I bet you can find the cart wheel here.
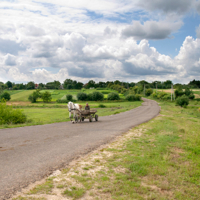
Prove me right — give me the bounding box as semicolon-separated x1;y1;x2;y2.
95;115;98;121
89;116;93;122
82;117;84;121
75;116;78;123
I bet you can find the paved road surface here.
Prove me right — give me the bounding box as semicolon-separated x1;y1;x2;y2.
0;98;160;199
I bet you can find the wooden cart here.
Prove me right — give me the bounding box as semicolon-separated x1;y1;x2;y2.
75;109;98;123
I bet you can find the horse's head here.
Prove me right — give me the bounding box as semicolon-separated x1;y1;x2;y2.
68;101;73;112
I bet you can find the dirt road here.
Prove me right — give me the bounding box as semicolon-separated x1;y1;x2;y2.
0;98;160;199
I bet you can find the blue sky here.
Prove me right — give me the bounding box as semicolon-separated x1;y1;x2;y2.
0;0;200;84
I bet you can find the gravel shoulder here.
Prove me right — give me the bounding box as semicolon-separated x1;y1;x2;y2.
0;98;160;200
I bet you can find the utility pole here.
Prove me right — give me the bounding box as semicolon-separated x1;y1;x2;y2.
156;81;157;92
144;84;145;96
171;84;175;101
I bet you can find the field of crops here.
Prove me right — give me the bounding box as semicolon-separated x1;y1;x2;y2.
5;89;124;102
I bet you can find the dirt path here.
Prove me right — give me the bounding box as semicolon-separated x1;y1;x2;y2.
0;98;160;200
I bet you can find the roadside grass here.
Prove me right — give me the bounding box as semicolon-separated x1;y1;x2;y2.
0;101;142;129
12;100;200;200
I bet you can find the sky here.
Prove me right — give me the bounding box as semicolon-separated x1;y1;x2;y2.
0;0;200;84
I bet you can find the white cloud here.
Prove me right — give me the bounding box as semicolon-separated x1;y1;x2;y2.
196;25;200;38
121;20;183;40
175;36;200;77
0;0;200;84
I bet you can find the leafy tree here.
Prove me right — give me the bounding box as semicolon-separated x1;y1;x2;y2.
28;90;41;103
0;92;11;101
38;83;45;89
41;91;52;103
26;81;35;90
85;80;95;89
6;81;13;88
107;92;120;100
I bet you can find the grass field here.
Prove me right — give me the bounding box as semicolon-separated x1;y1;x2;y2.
13;99;200;200
5;89;125;102
0;101;142;129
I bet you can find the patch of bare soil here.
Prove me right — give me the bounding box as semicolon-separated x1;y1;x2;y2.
6;101;31;106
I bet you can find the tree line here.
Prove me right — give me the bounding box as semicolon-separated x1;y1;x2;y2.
0;79;199;92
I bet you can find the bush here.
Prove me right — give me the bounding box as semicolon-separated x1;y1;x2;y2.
77;92;88;101
145;88;153;96
126;95;136;101
92;91;104;101
41;91;52;103
98;104;106;108
107;92;120;100
176;95;189;107
87;93;93;101
0;103;27;124
189;93;195;100
66;94;73;101
175;89;184;98
135;94;142;101
1;91;11;101
126;94;141;101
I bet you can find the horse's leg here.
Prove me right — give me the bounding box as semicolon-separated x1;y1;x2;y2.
69;111;72;121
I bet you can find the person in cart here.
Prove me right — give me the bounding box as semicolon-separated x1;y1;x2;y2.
85;103;90;110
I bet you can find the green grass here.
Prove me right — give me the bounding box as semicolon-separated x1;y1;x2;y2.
6;89;125;102
63;101;200;199
0;101;142;129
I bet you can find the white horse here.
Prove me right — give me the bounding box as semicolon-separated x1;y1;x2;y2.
67;101;82;123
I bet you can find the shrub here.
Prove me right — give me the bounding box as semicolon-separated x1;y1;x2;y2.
41;91;52;103
98;104;106;108
77;92;88;101
1;91;11;101
0;103;27;124
126;95;136;101
175;89;184;98
189;93;195;100
135;94;142;101
87;93;93;101
107;92;120;100
145;88;153;96
176;95;189;107
66;94;73;101
92;91;104;101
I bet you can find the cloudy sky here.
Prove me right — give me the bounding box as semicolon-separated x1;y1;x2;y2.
0;0;200;84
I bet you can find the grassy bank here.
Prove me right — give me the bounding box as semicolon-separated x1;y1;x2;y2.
0;101;142;129
13;100;200;200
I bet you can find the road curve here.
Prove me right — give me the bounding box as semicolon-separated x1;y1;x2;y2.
0;98;160;199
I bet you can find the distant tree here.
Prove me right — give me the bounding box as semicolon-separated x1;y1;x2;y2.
26;81;35;90
85;80;95;89
6;81;13;89
38;83;45;89
41;91;52;103
163;80;172;89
